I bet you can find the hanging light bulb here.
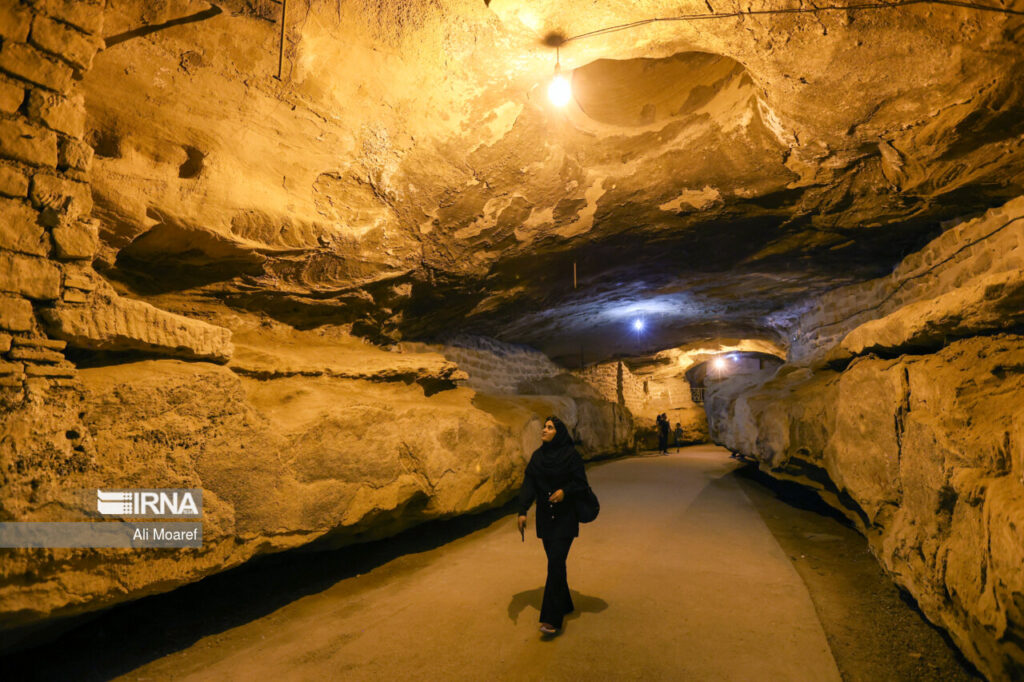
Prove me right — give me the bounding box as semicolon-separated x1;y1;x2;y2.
545;44;573;107
548;63;572;106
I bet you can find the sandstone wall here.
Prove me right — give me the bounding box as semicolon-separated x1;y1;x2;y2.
790;195;1024;366
574;360;708;448
0;0;103;392
0;319;634;650
405;335;561;395
707;197;1024;681
636;374;709;447
0;0;233;375
575;360;646;413
0;0;634;641
404;336;637;457
642;373;700;412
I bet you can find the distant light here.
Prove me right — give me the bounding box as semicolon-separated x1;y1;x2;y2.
632;319;644;332
713;357;727;370
548;73;572;106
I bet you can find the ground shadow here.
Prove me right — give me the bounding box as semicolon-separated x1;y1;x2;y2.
507;588;608;625
733;461;857;528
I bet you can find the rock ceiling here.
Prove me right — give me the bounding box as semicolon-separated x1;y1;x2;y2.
86;0;1024;365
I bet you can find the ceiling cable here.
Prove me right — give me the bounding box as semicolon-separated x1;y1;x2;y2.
559;0;1024;45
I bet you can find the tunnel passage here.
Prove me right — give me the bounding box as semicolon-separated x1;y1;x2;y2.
1;0;1023;679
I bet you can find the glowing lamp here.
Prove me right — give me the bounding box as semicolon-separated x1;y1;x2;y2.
632;319;644;332
548;69;572;106
713;357;727;370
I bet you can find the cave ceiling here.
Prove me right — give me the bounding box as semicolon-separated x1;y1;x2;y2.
86;0;1024;365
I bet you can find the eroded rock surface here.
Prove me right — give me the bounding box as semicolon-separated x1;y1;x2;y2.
85;0;1024;361
791;196;1024;366
707;198;1024;681
43;278;234;362
0;321;632;648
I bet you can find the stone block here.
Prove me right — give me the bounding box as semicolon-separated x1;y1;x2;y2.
62;267;95;291
0;117;58;166
0;374;24;386
0;77;24;113
52;218;97;260
30;15;102;71
12;336;65;350
0;359;22;374
57;136;92;171
9;347;65;363
0;163;29;196
24;361;75;377
0;196;49;256
0;4;32;42
61;287;87;303
26;90;84;137
35;0;104;35
30;173;91;225
0;294;34;331
0;332;10;351
0;251;61;299
43;280;234;362
60;165;87;184
24;376;49;395
0;41;74;93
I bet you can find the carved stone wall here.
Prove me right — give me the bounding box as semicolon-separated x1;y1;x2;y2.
575;360;646;413
576;361;709;447
407;335;561;395
0;0;105;393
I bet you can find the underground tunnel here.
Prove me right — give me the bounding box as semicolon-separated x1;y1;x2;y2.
1;0;1023;679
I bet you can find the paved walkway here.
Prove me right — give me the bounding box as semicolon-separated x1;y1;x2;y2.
124;446;841;681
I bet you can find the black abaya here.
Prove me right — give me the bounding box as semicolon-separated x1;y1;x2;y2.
540;536;575;628
517;421;590;629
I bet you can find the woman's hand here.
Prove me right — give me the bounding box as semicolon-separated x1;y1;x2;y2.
548;489;565;503
517;515;527;533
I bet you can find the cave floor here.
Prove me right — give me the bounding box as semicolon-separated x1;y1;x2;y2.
133;445;844;680
6;446;979;681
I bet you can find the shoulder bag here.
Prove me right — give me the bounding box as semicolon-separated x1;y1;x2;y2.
575;485;600;523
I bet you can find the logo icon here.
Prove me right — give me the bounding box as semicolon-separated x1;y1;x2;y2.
96;490;134;515
96;489;201;518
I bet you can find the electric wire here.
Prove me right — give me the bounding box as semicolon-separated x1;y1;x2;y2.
561;0;1024;44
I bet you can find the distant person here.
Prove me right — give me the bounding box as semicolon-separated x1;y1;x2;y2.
657;413;669;455
673;422;684;452
654;414;662;453
517;416;590;636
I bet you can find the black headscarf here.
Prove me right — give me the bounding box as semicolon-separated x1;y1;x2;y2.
527;415;577;481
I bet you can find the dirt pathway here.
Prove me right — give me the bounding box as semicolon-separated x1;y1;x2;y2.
119;446;840;681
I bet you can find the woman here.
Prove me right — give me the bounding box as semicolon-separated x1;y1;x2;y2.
657;413;669;455
517;416;589;635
